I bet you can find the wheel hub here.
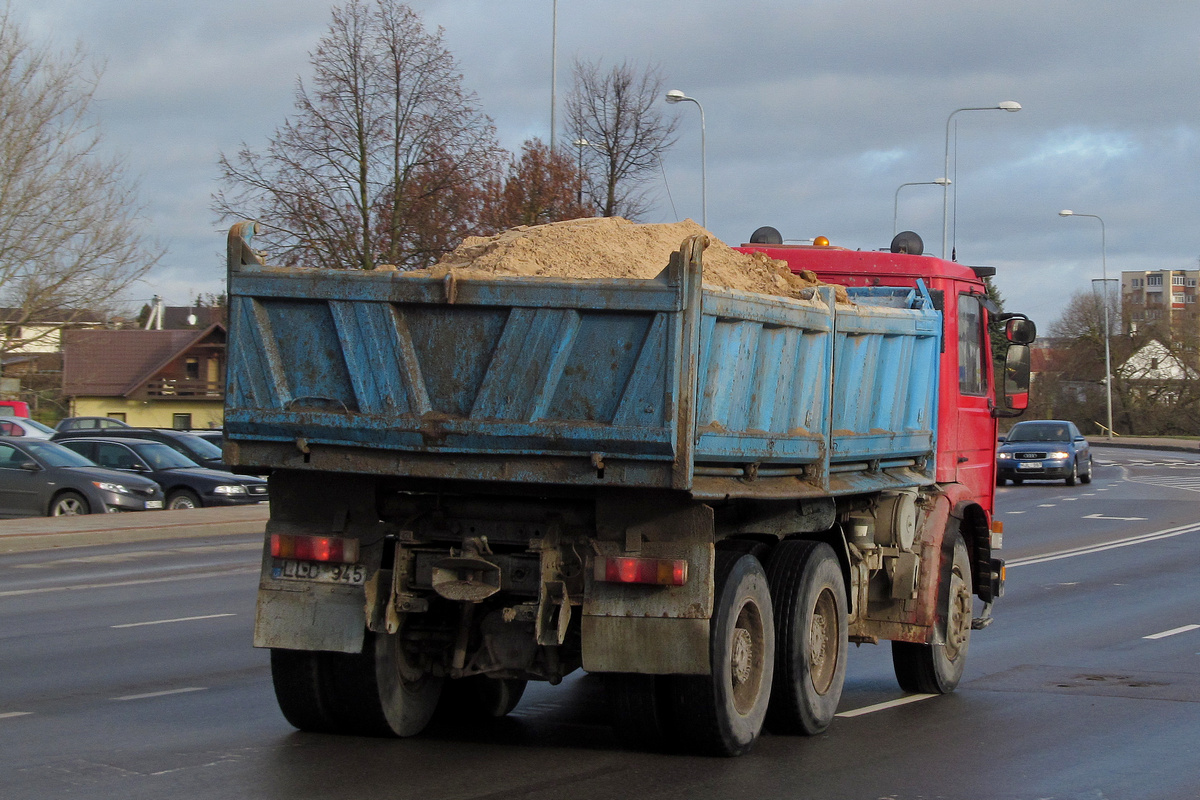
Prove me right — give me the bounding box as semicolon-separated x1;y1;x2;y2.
731;626;754;686
945;575;972;659
809;613;828;672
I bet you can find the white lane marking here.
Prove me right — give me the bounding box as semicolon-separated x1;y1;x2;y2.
0;712;33;720
1144;624;1200;640
0;567;258;598
1126;476;1200;493
113;687;207;702
1083;513;1148;521
111;613;235;629
1008;521;1200;568
835;693;937;718
1038;504;1056;508
1005;511;1027;515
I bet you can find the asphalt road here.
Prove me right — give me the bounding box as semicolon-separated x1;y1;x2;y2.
1;456;1198;800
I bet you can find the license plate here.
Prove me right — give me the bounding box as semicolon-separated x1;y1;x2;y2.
145;500;164;509
272;559;365;585
1016;462;1041;470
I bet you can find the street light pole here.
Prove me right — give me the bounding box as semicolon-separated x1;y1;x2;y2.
573;138;589;206
550;0;558;152
1060;209;1115;440
665;89;706;228
894;178;951;237
941;101;1021;259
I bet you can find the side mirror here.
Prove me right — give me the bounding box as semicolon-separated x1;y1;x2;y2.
20;460;40;472
993;343;1031;418
1004;316;1037;345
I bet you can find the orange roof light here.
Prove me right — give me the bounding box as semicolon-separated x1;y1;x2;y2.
813;236;830;247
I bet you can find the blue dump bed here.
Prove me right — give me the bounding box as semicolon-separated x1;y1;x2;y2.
225;236;941;500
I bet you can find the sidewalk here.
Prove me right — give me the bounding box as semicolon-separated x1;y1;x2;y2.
0;504;269;554
1088;436;1200;454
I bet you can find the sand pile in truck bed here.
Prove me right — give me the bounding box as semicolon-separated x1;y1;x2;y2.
405;217;848;303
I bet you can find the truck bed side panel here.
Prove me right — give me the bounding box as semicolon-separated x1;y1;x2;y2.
226;263;940;496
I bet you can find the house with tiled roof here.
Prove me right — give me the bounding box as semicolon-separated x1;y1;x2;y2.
61;324;226;429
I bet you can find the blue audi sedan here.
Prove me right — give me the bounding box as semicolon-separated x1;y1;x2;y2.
996;419;1093;486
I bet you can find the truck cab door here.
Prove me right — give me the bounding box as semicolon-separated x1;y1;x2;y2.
952;292;996;495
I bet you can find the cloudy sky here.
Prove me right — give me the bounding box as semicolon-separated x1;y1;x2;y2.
11;0;1200;332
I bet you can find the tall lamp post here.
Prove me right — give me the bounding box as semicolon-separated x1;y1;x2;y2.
573;138;590;206
941;101;1021;259
894;178;951;237
1060;209;1115;440
665;89;706;228
549;0;558;152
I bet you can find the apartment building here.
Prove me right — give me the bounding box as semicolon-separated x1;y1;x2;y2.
1121;268;1200;333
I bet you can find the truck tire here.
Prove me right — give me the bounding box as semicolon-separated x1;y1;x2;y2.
270;648;337;732
765;540;847;735
673;550;774;757
607;673;679;751
891;532;972;694
439;675;527;720
347;629;443;737
271;633;442;738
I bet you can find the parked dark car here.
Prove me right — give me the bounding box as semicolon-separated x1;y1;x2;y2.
57;437;267;509
0;436;164;516
193;429;223;449
996;419;1093;486
55;416;132;432
53;427;225;469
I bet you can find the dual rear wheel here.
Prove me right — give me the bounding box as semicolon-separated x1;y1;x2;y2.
608;542;848;756
271;630;527;737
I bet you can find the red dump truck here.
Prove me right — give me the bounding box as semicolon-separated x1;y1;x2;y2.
225;222;1033;756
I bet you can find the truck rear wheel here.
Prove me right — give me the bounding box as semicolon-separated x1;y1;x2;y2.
352;629;443;736
891;532;972;694
270;648;336;733
673;550;774;757
765;540;847;735
271;632;443;737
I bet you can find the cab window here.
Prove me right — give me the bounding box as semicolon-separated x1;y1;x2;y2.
957;294;987;396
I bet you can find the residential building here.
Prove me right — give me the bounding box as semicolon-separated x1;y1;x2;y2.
1121;268;1200;334
61;325;227;429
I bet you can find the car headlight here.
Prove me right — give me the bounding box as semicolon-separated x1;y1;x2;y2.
92;480;132;495
997;452;1012;460
1047;451;1070;460
213;484;248;495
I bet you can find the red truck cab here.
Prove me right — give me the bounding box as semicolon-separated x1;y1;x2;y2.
738;229;1033;522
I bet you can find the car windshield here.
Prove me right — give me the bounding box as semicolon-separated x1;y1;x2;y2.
1007;423;1071;443
177;434;222;460
22;440;96;468
136;442;200;470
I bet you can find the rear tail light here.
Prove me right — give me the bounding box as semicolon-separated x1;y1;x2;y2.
595;556;688;586
270;533;359;564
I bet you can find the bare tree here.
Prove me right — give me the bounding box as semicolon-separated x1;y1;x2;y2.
566;59;678;219
215;0;503;270
0;10;160;362
479;138;595;232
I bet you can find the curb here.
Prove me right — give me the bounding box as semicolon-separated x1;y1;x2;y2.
1088;440;1200;455
0;505;269;554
